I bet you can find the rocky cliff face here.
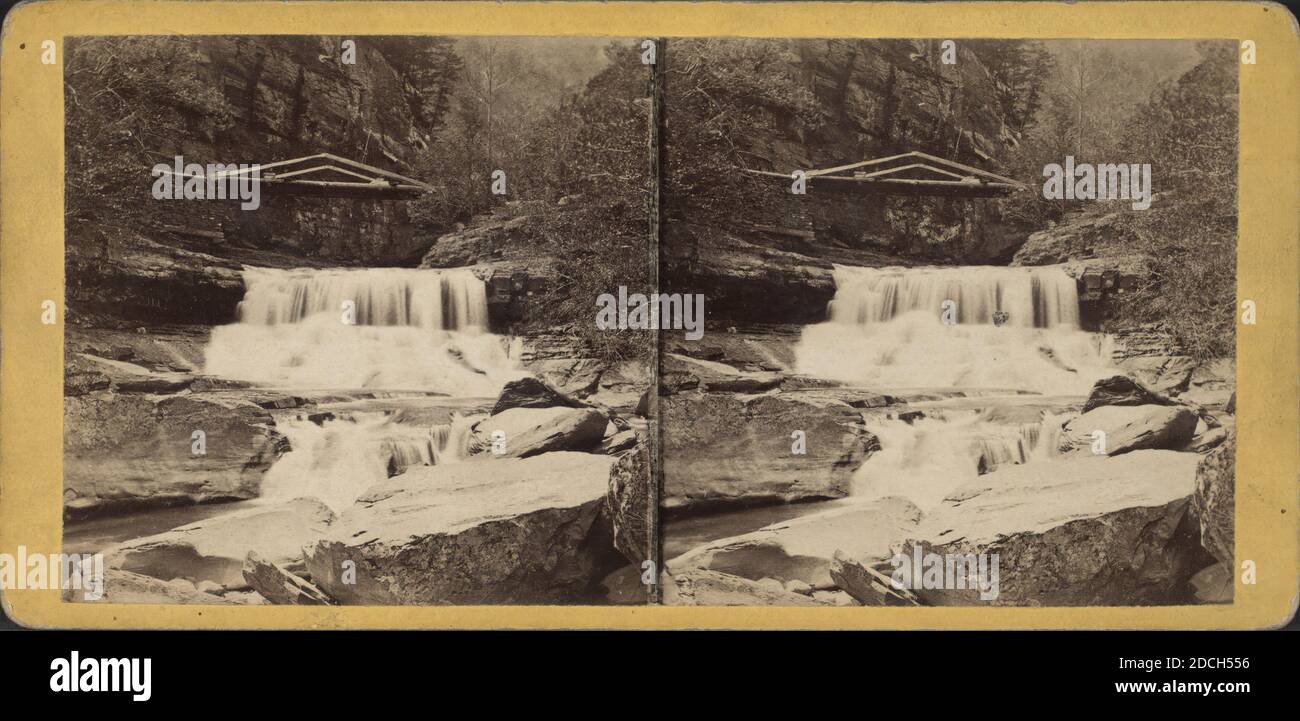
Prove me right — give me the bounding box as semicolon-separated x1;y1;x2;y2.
665;39;1026;324
66;36;447;328
750;40;1021;261
148;36;436;265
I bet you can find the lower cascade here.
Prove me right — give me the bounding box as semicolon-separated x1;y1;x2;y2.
854;410;1069;511
204;267;524;394
794;265;1116;394
259;412;479;512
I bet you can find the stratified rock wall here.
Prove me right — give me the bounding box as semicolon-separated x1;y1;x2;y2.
664;40;1025;325
146;37;436;265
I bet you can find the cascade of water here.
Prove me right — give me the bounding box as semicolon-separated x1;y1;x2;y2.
203;267;523;394
259;411;481;512
235;267;490;330
795;264;1115;394
853;410;1068;510
827;265;1081;328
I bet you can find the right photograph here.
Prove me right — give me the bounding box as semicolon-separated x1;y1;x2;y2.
658;38;1237;607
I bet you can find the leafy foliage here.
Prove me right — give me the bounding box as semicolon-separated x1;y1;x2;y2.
64;37;234;229
519;44;655;361
413;42;654;361
662;38;821;238
1110;42;1238;359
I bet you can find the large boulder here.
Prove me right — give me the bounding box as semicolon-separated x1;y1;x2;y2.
662;393;878;512
63;393;288;519
667;497;920;588
1082;375;1171;412
304;453;621;604
912;450;1208;605
1191;432;1234;566
1061;404;1198;456
467;406;607;458
606;442;652;566
492;376;587;414
104;498;335;588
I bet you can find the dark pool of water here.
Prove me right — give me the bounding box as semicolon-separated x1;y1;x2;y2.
63;501;257;555
662;499;842;560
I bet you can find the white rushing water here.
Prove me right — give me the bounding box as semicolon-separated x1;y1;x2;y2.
204;267;524;394
795;265;1116;394
259;411;480;511
852;410;1069;510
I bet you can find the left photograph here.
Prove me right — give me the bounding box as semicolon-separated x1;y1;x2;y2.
61;36;655;605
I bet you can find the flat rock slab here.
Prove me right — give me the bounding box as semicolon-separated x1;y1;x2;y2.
105;498;335;588
662;392;878;512
663;353;783;393
915;450;1206;605
305;452;619;604
668;497;921;588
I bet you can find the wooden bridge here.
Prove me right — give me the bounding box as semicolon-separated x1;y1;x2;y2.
160;152;433;200
745;150;1026;198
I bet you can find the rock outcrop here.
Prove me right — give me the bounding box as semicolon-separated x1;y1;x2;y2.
467;406;608;458
664;40;1031;325
69;568;233;605
242;552;335;605
491;376;587;415
66;230;247;327
1191;432;1235;566
913;450;1209;605
829;553;920;606
304;453;621;604
1061;405;1198;456
668;497;921;588
606;441;652;566
663;569;823;607
104;498;336;588
1108;326;1199;395
662;393;879;513
63;393;288;519
1083;375;1172;413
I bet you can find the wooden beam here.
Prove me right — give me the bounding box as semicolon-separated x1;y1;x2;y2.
852;162;968;181
265;164;380;183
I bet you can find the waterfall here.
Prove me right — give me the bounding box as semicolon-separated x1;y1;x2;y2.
827;265;1080;328
853;410;1067;510
795;265;1115;394
235;267;490;330
259;411;480;512
203;267;524;394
